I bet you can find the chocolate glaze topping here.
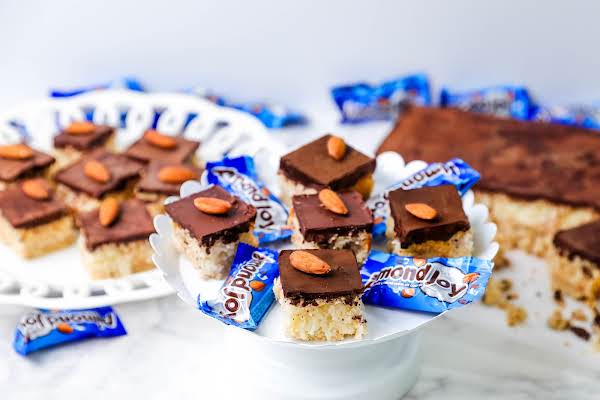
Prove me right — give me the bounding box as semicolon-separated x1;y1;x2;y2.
164;185;256;247
554;221;600;266
54;125;115;151
0;185;67;228
377;106;600;209
136;161;203;196
0;149;54;182
292;191;373;243
388;185;470;247
54;150;143;198
78;199;155;250
125;132;200;164
279;134;376;190
278;249;363;301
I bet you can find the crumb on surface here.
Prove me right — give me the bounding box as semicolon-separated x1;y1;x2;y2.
570;309;587;322
548;309;570;331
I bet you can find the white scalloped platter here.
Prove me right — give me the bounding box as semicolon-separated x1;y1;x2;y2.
0;89;284;309
151;151;499;348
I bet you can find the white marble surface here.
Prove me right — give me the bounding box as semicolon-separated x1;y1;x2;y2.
1;105;600;399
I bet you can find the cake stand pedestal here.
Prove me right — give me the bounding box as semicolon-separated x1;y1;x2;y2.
223;327;423;400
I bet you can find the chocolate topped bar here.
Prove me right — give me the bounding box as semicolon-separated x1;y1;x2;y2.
0;148;54;182
137;161;202;196
165;185;256;246
54;124;115;151
55;150;143;198
292;191;373;242
278;249;362;301
280;135;376;190
388;185;469;246
79;199;155;250
377;106;600;209
0;185;67;228
125;131;199;164
554;221;600;265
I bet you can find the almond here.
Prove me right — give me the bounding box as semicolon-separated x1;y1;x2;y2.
56;323;74;334
21;179;51;200
401;288;416;298
99;198;120;227
65;121;95;135
318;188;348;215
463;272;479;283
0;144;33;160
144;130;177;149
250;280;266;291
327;135;346;161
84;160;111;183
289;250;332;275
413;258;427;267
158;166;198;184
193;197;232;215
404;203;437;220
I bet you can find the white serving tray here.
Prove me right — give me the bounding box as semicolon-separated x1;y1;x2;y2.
0;89;283;309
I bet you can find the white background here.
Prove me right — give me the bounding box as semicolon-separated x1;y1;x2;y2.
1;0;600;112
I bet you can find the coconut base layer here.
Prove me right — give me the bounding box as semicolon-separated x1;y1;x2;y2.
273;278;367;342
79;237;154;280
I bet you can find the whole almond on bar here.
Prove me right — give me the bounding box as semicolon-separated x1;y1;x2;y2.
318;189;348;215
158;166;198;184
144;130;177;149
0;144;34;160
21;179;51;200
84;160;111;183
250;280;266;291
404;203;437;220
65;121;95;135
289;250;332;275
327;135;346;161
99;198;120;227
193;197;232;215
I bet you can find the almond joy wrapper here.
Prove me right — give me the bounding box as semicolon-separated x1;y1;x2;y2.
198;243;279;330
14;307;126;356
361;251;493;313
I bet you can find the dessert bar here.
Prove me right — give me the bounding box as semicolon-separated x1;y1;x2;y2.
53;122;116;169
386;185;472;258
0;180;76;258
54;150;143;212
0;144;54;190
290;190;373;263
278;134;376;205
78;199;155;279
125;130;200;165
165;185;257;279
274;249;367;341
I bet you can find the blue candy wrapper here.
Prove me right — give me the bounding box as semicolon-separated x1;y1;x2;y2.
49;77;145;97
531;103;600;130
188;87;306;128
361;251;493;313
367;158;480;238
205;156;291;243
198;243;279;330
440;85;533;120
332;74;431;123
13;307;126;355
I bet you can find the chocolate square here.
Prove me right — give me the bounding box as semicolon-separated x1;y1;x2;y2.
79;199;155;250
0;185;67;228
278;249;363;300
0;148;54;182
279;135;376;190
388;185;470;247
54;150;143;198
54;124;115;151
137;161;203;196
125;131;199;164
165;185;256;246
554;221;600;265
292;191;373;243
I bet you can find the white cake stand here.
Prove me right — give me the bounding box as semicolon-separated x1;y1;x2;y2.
151;153;498;400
